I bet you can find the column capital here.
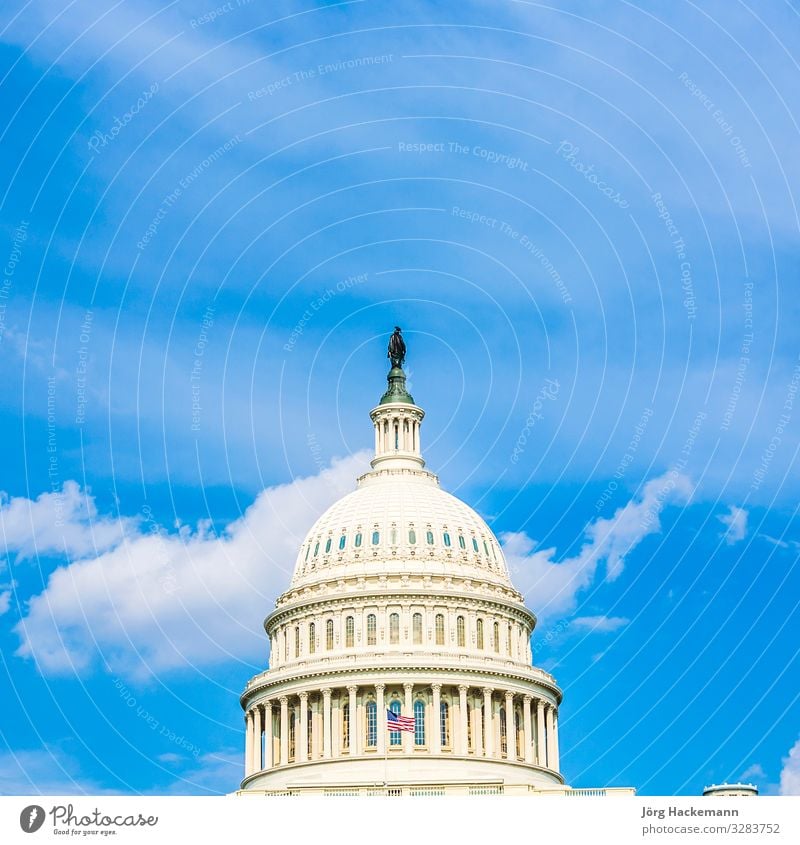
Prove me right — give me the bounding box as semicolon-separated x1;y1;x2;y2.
322;688;332;700
458;684;469;694
523;694;532;703
403;682;413;693
482;687;494;696
279;695;289;705
346;684;358;695
375;683;385;693
299;691;309;701
431;683;442;692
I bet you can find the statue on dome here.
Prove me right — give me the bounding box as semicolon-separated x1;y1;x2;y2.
387;326;406;368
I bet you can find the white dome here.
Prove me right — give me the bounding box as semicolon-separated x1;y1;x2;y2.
291;467;515;591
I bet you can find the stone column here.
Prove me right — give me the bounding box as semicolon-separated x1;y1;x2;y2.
252;704;262;773
482;688;493;758
299;692;309;763
264;701;274;769
473;695;483;756
347;685;358;755
279;696;289;765
323;689;332;759
244;709;253;777
523;695;533;764
403;683;414;754
505;691;515;759
536;698;546;766
546;703;555;769
458;686;469;755
552;707;560;771
431;684;442;753
376;684;386;755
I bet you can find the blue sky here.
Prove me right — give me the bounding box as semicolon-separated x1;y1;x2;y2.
0;0;799;796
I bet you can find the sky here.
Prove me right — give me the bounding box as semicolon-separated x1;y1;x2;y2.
0;0;799;797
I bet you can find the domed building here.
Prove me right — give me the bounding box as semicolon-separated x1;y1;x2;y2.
238;331;633;796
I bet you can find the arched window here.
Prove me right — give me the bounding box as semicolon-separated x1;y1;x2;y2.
390;527;398;545
413;613;423;644
507;623;512;655
458;534;466;549
389;700;402;746
355;532;362;548
500;707;507;755
345;616;355;648
457;616;465;647
366;700;377;748
342;703;350;751
408;528;416;544
282;629;287;659
426;530;434;545
435;613;445;645
472;538;479;552
325;538;332;553
440;701;450;748
516;707;524;758
294;625;300;658
493;621;500;653
305;544;310;561
339;535;346;550
289;711;296;761
389;612;400;644
443;532;451;547
484;540;490;557
314;541;320;557
307;705;314;756
326;619;334;650
476;618;484;649
367;614;377;646
372;530;380;545
414;699;426;746
309;622;316;654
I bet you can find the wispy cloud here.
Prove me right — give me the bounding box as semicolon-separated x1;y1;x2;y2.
502;470;694;617
571;615;630;633
717;505;748;546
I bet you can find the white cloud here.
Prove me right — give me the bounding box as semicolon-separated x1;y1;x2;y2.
571;615;630;633
780;737;800;795
740;763;766;781
718;505;748;545
14;452;369;679
162;749;240;795
502;471;693;617
0;589;11;615
0;748;113;795
0;481;133;563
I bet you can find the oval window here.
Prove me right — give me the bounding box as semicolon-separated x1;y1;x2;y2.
426;531;434;545
325;538;332;553
458;535;466;549
355;532;362;548
409;529;417;544
443;532;451;547
372;530;380;545
390;528;398;545
314;542;320;557
339;535;346;550
472;538;479;552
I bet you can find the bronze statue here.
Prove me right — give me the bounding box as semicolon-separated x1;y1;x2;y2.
387;326;406;368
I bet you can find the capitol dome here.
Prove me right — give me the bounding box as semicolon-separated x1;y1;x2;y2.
238;330;611;797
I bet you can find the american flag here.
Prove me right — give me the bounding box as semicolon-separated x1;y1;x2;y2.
386;710;415;732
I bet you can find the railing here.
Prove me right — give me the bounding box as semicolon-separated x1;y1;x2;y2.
245;654;557;690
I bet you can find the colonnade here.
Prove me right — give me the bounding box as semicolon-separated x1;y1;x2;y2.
244;682;559;778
